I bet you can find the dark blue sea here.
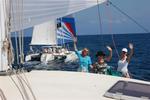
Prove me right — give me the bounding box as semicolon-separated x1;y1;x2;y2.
11;33;150;81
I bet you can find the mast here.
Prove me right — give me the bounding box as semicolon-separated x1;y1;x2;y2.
0;0;13;71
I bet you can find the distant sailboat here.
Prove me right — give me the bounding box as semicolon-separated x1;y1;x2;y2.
25;16;78;65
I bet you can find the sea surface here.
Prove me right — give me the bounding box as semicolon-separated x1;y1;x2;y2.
11;33;150;81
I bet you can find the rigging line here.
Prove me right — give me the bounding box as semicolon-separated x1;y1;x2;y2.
111;35;120;59
10;0;19;64
21;0;24;63
19;0;23;64
16;0;23;64
16;74;30;100
4;1;25;99
107;0;150;33
16;0;36;99
11;69;36;100
96;0;104;48
9;75;26;100
10;1;29;99
105;1;120;59
18;73;37;100
0;88;7;100
6;1;30;99
15;32;19;64
17;0;34;99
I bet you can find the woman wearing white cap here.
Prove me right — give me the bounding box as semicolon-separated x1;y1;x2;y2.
117;43;134;78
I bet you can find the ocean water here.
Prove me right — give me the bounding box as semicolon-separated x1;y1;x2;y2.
11;33;150;81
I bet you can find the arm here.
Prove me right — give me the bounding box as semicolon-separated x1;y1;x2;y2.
73;37;81;58
73;37;78;51
105;46;112;62
127;43;134;63
88;57;93;68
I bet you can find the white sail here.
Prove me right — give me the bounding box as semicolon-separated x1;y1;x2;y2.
31;20;57;45
10;0;106;32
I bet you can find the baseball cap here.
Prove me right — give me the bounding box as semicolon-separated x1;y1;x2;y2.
122;48;128;53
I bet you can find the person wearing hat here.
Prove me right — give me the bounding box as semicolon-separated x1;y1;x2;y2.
73;37;92;72
117;43;134;78
92;46;112;74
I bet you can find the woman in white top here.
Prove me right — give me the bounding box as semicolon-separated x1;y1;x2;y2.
117;43;134;78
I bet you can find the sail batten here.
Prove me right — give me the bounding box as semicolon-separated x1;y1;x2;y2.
10;0;106;32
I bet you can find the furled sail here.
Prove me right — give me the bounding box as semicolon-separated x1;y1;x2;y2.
10;0;106;32
31;20;57;45
0;0;14;71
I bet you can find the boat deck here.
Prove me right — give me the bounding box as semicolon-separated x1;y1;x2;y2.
0;71;150;100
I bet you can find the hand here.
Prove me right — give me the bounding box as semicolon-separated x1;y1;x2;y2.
106;46;112;51
129;43;133;49
73;37;77;43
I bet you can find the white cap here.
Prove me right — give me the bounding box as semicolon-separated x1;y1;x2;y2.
122;48;128;53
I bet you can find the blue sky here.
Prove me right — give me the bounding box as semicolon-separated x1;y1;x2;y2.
74;0;150;35
21;0;150;36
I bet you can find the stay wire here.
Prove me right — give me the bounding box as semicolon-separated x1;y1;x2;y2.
11;0;19;64
10;0;37;99
104;1;120;59
9;75;26;100
107;0;150;33
96;0;104;48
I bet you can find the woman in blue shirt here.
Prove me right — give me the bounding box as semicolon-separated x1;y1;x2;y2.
73;37;92;72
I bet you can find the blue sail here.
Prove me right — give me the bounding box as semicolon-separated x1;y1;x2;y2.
57;17;76;44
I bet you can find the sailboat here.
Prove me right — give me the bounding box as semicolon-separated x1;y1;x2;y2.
0;0;150;100
25;16;78;66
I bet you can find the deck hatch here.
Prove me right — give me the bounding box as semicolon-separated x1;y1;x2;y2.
104;80;150;100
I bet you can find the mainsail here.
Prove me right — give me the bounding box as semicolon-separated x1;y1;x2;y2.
31;20;57;45
11;0;106;32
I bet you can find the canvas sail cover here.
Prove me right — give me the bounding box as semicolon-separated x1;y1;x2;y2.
10;0;106;32
31;20;57;45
